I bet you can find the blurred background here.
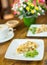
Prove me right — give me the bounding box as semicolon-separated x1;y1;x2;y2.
0;0;14;19
0;0;47;20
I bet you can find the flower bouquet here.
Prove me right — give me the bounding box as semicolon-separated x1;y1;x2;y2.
12;0;47;27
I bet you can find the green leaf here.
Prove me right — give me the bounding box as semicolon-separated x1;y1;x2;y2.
29;27;37;34
24;50;39;58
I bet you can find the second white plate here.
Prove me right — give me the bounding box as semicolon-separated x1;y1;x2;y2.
27;24;47;37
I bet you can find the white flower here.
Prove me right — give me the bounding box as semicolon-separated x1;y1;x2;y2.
12;4;18;11
37;13;40;16
12;7;16;11
42;10;45;15
19;7;23;11
21;3;26;8
23;4;26;8
42;10;44;13
12;4;15;10
39;6;42;10
34;10;36;13
21;3;23;6
20;0;24;3
11;7;14;10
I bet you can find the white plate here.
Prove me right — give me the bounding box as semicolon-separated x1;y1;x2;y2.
27;24;47;37
5;39;44;61
0;31;14;43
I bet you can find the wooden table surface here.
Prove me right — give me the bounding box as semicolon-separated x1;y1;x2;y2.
0;14;47;65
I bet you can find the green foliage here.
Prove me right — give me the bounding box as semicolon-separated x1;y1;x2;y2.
28;0;33;2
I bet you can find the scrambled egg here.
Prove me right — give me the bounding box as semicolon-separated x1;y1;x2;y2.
36;24;47;33
17;41;38;54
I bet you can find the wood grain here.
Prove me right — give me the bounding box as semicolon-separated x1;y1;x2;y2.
0;14;47;65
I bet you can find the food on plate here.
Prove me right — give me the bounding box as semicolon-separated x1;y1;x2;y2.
16;41;38;58
36;24;47;33
24;50;38;57
17;41;38;54
29;27;37;34
29;24;47;34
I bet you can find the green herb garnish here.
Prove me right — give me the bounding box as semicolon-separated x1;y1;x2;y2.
24;50;38;58
29;27;37;34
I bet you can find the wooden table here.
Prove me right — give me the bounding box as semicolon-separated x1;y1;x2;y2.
0;14;47;65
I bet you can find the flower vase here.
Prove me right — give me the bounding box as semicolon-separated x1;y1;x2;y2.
23;15;36;27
